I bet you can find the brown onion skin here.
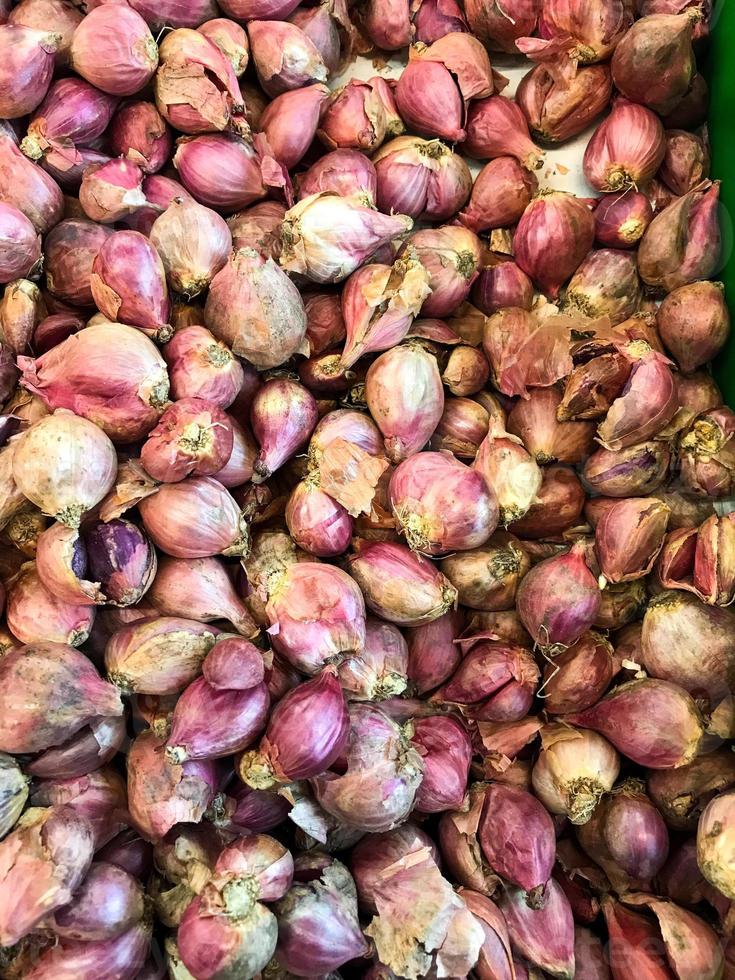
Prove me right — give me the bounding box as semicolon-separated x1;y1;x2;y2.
542;631;615;715
611;13;695;116
44;219;113;308
507;387;595;465
516;62;613;144
657;280;730;373
509;464;586;540
648;747;735;831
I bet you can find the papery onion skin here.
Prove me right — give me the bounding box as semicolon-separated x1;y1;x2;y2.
472;260;534;316
9;0;82;66
463;94;545;170
69;4;159;96
595;189;653;249
583;440;671;498
582;99;665;193
0;202;42;283
0;132;65;234
516;61;613;144
514;191;595;299
532;728;620;825
596;497;670;584
49;860;145;941
27;714;126;781
285;478;354;558
657;280;730;373
164;324;244;409
0;25;59;118
412;715;472;813
251;378;318;482
43;218;113;307
499;879;575;979
150;197;232;299
611;13;695;116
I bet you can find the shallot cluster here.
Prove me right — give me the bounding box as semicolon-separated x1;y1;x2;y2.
0;0;733;978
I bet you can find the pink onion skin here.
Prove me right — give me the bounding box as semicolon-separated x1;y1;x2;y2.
148;555;256;636
206;250;308;371
567;677;704;769
582;441;671;498
96;829;153;881
248;19;328;97
0;642;122;754
286;480;354;557
412;0;469;43
516;541;601;651
141;397;233;483
460;156;538;233
259;83;331;170
131;0;218;27
412;715;472;813
178;896;277;980
0;202;41;283
517;60;612;144
348;540;458;627
239;669;348;786
409;224;481;317
311;702;424;832
82;518;156;608
21;77;117;163
50;861;145;941
542;631;614;715
351;825;438;913
109;101;171;175
70;5;159;96
660;128;709;197
363;0;411;49
611;13;694;115
0;133;64;234
597;351;678;452
251;378;318;482
299;148;378;205
27;715;126;780
463;95;544;170
19;322;168;443
406;609;463;694
599;787;669;880
478;781;556;902
23;921;151;980
595;190;653;249
500;880;575;980
596;497;670;584
228;201;285;261
275;860;368;976
43;218;113;307
90;230;170;339
365;343;444;463
9;0;83;66
264;562;366;674
217;783;291;835
0;805;94;947
319;79;391;153
7;566;96;647
198;18;249;77
583;99;665;193
212;834;293;903
464;0;537;51
166;677;269;762
514;192;595;299
658;280;730;373
31;768;126;852
164;325;244;409
639;180;721;293
373;137;472;222
127;730;216;842
0;25;58;118
472;261;534;316
389;451;498;555
536;0;631;61
173;133;275;213
79;158;147;225
202;637;265;691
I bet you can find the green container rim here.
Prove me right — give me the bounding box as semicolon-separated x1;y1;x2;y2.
706;0;735;398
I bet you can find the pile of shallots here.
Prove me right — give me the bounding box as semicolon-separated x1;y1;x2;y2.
0;0;734;977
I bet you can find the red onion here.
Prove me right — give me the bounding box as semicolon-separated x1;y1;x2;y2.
164;325;244;409
406;609;463;695
473;421;543;525
250;377;317;482
178;894;276;980
394;33;494;143
0;641;122;753
348;539;458;626
516;540;600;650
412;715;472;812
43;218;112;307
363;0;411;49
206;250;308;371
173;133;282;213
337;617;407;702
597;353;676;454
154;28;243;135
0;132;64;234
658;280;730;373
138;478;243;558
9;0;82;65
567;677;704;768
517;59;612;144
215;783;291;835
351;824;438;913
79;158;147;224
431;395;491;457
264;561;366;673
259;83;331;170
389;450;498;554
0;202;41;282
584;100;665;192
202;637;265;691
463;95;544;170
679;405;735;498
90;230;170;339
464;0;537;51
227;201;285;261
70;5;159;96
248;19;328;96
409;0;466;42
239;668;348;787
149;556;257;636
479;781;555;904
33;312;85;354
285;478;354;557
459;156;538;234
532;726;620;825
279;192;413;284
166;676;269;762
0;753;28;839
441;533;530;611
587;782;669;883
141;398;233;483
198;17;249;76
542;631;615;715
319;79;393;153
148;198;231;299
0;25;59;118
697;788;735;899
108;101;170;175
595;189;653;248
29;769;125;850
21;77;117;163
50;861;144;941
440;348;491;400
105;615;217;695
27;714;126;780
365;342;444;462
312;702;424;832
500;879;574;978
583;440;671;497
0;277;42;355
596;497;670;583
514;191;595;298
611;13;695;115
298;148;377;205
507;387;595;465
340;254;431;368
127;730;216;841
472;260;534;315
660;129;709;197
275;859;368;975
0;805;94;946
373;136;472;222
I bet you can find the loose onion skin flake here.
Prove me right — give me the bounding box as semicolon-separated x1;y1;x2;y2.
0;1;732;976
